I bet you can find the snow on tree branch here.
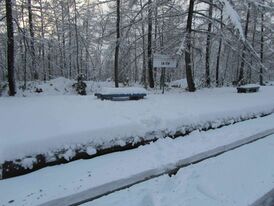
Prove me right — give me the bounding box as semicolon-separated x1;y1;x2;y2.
219;0;244;39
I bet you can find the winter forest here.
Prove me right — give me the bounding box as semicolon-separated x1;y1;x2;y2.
0;0;273;96
2;0;274;204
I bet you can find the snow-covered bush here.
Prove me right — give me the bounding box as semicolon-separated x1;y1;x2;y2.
73;74;87;95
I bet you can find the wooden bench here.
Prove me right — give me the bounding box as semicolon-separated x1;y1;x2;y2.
237;84;260;93
95;93;146;100
95;87;147;101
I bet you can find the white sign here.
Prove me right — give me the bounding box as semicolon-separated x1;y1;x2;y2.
153;54;177;68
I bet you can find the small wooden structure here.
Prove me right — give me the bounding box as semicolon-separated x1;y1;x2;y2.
237;84;260;93
95;87;147;101
95;93;146;100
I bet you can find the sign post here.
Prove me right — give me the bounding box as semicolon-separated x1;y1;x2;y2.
161;68;166;94
153;54;177;94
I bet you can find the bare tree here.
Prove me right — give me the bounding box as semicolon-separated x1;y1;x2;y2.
147;0;154;88
260;1;264;85
238;3;250;84
73;0;80;76
205;0;213;87
184;0;196;92
0;0;273;90
114;0;121;87
5;0;16;95
27;0;37;80
215;9;223;87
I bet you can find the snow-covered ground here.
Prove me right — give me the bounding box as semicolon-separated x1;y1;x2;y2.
169;79;188;88
0;114;274;206
82;134;274;206
1;84;274;169
0;77;114;97
99;87;147;95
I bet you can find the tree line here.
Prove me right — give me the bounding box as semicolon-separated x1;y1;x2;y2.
0;0;273;95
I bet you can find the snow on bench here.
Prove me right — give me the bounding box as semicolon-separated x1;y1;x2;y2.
95;87;147;100
237;84;260;93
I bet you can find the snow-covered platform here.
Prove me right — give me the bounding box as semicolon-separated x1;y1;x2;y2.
1;86;274;178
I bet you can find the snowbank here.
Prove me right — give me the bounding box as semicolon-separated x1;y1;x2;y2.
1;115;274;206
83;135;274;206
1;77;115;97
169;79;188;88
1;86;274;178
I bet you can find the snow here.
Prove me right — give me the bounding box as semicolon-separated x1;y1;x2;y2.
176;35;185;56
20;158;37;170
99;87;147;95
62;149;76;161
238;84;260;89
1;86;274;166
15;77;75;96
86;147;97;156
220;0;244;39
82;134;274;206
169;79;188;88
266;81;274;86
0;114;274;206
1;77;114;97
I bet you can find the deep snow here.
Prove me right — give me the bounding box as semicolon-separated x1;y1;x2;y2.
100;87;147;95
1;114;274;206
82;134;274;206
1;85;274;166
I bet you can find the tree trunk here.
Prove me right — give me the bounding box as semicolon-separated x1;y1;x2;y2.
134;29;138;83
205;0;213;87
39;0;46;81
5;0;16;96
61;1;66;78
85;0;90;79
28;0;37;80
147;0;154;88
238;3;250;84
53;7;63;77
153;5;158;85
249;13;257;83
184;0;196;92
215;9;223;87
140;0;147;88
260;6;264;86
114;0;120;88
48;41;52;79
20;3;27;89
85;24;89;79
68;3;72;78
74;0;80;76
